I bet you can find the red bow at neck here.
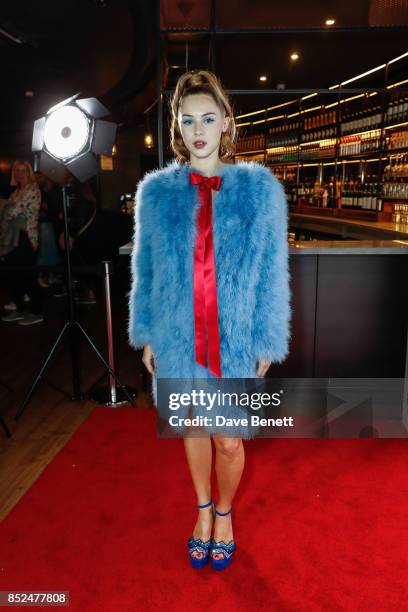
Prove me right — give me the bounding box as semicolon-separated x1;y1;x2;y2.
189;171;223;377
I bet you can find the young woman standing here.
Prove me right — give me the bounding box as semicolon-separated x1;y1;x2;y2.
128;70;291;570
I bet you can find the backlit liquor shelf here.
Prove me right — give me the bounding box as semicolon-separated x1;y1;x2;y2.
234;53;408;235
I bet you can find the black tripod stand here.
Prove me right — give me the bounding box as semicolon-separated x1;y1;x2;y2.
14;184;135;420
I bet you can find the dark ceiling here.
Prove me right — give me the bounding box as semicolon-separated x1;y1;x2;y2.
1;0;407;156
0;0;155;148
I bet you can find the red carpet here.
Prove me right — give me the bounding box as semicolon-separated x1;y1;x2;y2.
1;407;408;611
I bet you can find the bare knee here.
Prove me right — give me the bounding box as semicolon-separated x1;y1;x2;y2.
213;436;242;458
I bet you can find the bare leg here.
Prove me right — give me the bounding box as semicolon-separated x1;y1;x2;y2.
183;434;214;559
212;436;244;559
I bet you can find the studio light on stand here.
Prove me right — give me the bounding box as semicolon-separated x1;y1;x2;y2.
14;94;136;419
32;93;116;183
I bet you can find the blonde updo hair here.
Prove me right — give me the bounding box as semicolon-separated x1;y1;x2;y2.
169;69;236;162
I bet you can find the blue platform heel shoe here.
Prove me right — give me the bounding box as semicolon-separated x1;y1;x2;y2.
188;498;215;569
210;506;236;570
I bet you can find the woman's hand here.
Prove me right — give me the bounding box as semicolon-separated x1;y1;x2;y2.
256;358;271;377
142;344;156;375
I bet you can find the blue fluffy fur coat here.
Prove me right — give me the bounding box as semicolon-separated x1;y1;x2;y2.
128;158;292;407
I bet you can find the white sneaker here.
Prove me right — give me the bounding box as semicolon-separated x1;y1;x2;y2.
17;313;44;326
2;311;25;322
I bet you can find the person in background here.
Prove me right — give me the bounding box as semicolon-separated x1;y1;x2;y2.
0;165;30;311
35;172;63;288
0;159;44;325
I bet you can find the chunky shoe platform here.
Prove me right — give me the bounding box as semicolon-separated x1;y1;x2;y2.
188;498;214;569
210;506;236;570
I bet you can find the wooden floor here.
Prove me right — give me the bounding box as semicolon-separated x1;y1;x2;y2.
0;261;151;521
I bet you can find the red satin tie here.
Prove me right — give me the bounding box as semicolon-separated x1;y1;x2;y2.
189;172;223;377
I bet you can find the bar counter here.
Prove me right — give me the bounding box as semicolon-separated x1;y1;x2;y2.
287;239;408;254
290;212;408;241
120;239;408;382
120;239;408;256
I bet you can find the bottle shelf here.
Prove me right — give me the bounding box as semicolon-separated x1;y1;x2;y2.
384;146;408;155
382;197;408;202
258;148;408;166
338;150;384;160
237;118;408;165
237;90;408;226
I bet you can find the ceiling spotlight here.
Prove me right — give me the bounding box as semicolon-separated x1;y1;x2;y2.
290;52;299;61
32;93;116;183
259;75;267;82
325;18;336;26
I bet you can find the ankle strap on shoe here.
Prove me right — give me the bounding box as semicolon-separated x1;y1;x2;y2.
197;498;213;509
215;506;232;516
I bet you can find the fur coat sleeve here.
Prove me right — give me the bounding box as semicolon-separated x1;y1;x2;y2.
127;159;292;379
127;172;156;350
